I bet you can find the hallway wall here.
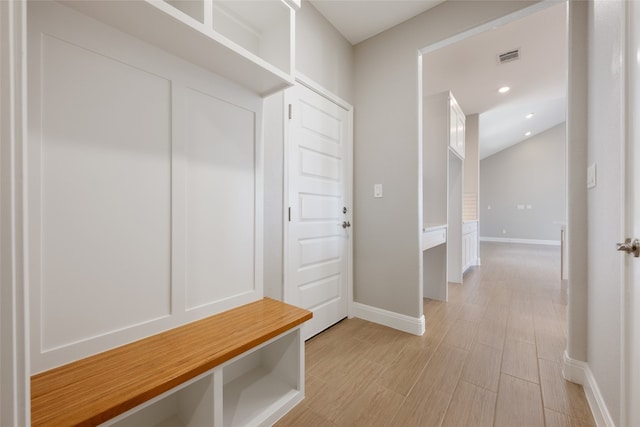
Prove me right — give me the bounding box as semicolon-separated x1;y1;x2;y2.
585;1;625;424
352;1;540;319
480;123;566;242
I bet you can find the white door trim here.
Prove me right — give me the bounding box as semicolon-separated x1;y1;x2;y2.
294;72;353;112
622;1;639;425
1;0;30;424
283;74;354;321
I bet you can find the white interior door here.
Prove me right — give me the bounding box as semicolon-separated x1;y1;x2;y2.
623;2;640;425
286;82;351;340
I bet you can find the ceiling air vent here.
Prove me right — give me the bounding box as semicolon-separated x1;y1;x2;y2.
497;49;520;64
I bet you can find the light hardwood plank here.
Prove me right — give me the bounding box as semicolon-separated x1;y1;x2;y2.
441;381;496;427
410;344;468;396
545;408;596;427
359;324;415;366
461;342;502;391
306;357;385;421
495;374;545;427
390;388;451;427
539;359;594;422
377;341;436;396
332;382;404;427
477;315;507;350
442;318;479;350
307;336;372;383
458;302;487;322
502;338;539;383
536;331;567;362
275;403;335;427
506;311;536;344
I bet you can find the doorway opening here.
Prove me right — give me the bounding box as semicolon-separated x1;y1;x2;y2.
419;1;568;309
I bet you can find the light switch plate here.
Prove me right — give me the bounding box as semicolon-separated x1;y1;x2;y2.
374;184;383;198
587;163;597;189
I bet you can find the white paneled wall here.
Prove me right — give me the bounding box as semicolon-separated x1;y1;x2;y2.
28;1;263;373
184;89;257;310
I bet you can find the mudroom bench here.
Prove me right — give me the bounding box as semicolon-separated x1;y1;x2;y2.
31;298;312;427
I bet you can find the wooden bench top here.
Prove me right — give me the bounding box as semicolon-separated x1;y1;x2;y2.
31;298;312;427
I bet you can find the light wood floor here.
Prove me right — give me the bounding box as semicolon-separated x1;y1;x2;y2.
276;243;596;427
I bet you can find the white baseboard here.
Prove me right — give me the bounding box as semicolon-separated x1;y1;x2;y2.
351;302;425;336
562;351;615;427
480;236;561;246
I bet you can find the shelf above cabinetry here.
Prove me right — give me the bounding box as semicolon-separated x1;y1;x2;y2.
61;0;295;96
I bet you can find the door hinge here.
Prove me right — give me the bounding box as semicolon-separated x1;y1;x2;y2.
288;104;292;120
288;207;291;221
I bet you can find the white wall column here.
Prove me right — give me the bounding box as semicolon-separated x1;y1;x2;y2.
566;0;589;365
0;0;30;424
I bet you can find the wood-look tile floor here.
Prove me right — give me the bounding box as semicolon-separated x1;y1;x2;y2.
276;243;596;427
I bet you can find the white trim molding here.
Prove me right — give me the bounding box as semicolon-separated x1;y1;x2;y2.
563;351;615;427
480;236;561;246
351;302;425;336
1;0;30;425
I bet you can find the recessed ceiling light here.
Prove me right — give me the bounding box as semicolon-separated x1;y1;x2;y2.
498;86;511;94
526;113;534;119
525;131;532;137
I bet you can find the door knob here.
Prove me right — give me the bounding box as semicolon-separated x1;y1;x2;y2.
616;238;640;257
342;221;351;229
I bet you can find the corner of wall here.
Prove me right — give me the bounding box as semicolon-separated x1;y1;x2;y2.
351;302;425;336
563;352;616;427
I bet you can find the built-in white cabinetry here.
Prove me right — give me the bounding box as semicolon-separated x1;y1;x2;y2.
63;0;296;96
27;0;301;374
422;90;466;301
462;221;478;273
105;328;304;427
422;225;447;251
449;95;466;159
25;0;304;424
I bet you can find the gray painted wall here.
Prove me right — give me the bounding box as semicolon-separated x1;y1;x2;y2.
263;1;354;301
353;1;538;318
479;123;566;241
587;1;624;423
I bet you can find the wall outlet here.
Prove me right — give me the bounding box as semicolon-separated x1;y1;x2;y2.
374;184;383;198
487;205;491;210
526;204;532;210
502;229;507;234
517;204;525;210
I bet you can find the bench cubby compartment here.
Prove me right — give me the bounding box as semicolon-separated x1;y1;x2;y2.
223;328;302;427
104;328;304;427
107;373;215;427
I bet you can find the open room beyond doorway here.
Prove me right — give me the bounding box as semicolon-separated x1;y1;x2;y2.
419;3;567;305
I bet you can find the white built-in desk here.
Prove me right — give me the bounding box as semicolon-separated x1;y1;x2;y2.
422;224;447;251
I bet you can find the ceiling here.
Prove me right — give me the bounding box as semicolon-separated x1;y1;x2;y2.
309;0;567;160
422;3;567;159
309;0;444;45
